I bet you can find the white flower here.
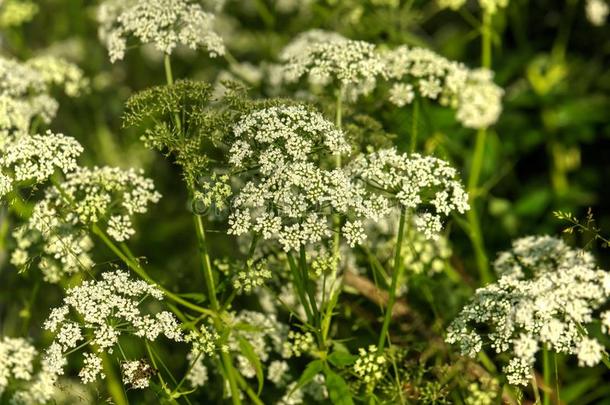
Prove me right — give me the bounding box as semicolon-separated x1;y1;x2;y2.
388;82;414;107
576;337;604;367
447;235;610;385
268;360;290;386
186;350;208;387
97;0;225;63
354;345;386;384
121;359;153;389
280;30;386;100
233;259;272;294
43;271;183;384
0;131;83;199
79;353;104;384
229;105;386;251
349;148;469;240
383;46;503;129
586;0;609;26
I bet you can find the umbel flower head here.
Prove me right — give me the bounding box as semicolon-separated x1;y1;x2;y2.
43;270;183;385
1;55;87;137
97;0;225;63
41;166;161;242
383;45;503;129
280;30;386;100
0;131;83;200
437;0;509;14
228;104;390;251
446;235;610;386
0;336;66;404
349;148;469;240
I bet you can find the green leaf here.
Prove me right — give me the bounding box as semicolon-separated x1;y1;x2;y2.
291;359;324;395
328;351;357;368
237;336;264;395
324;368;354;405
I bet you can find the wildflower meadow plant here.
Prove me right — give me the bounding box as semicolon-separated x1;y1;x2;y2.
1;1;609;404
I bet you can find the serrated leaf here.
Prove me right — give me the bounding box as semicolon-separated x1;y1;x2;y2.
237;336;264;395
324;368;354;405
328;351;357;368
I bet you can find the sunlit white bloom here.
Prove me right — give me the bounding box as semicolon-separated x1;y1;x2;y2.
280;30;386;100
26;56;89;97
354;345;386;384
383;46;503;129
0;131;83;199
586;0;609;26
229;105;389;251
447;235;610;385
349;148;469;240
97;0;225;62
43;271;183;384
121;359;153;389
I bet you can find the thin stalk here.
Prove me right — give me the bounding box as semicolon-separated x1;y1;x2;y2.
377;209;407;351
531;373;542;405
466;11;493;284
287;252;315;325
193;215;219;310
162;52;241;405
410;98;419;154
543;346;551;405
91;224;214;316
300;246;319;324
101;352;130;405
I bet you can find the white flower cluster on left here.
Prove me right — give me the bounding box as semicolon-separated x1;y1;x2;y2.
42;270;183;385
0;131;83;199
446;235;610;386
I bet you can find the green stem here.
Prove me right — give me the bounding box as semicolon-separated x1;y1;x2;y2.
164;54;174;86
377;209;407;351
300;246;319;325
410;99;419;154
466;11;494;285
193;215;219;311
287;252;315;325
532;373;542;405
91;224;214;316
543;346;551;405
101;352;130;405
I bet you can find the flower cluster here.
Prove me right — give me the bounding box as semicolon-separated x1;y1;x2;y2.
280;30;386;100
97;0;225;62
43;270;183;384
0;131;83;199
282;331;315;358
446;236;610;385
349;148;469;240
227;310;286;379
0;0;38;28
233;259;273;294
0;337;64;404
228;104;390;251
1;55;86;137
353;345;387;384
185;325;225;358
121;359;154;389
586;0;609;26
383;46;503;129
437;0;509;14
43;166;161;242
